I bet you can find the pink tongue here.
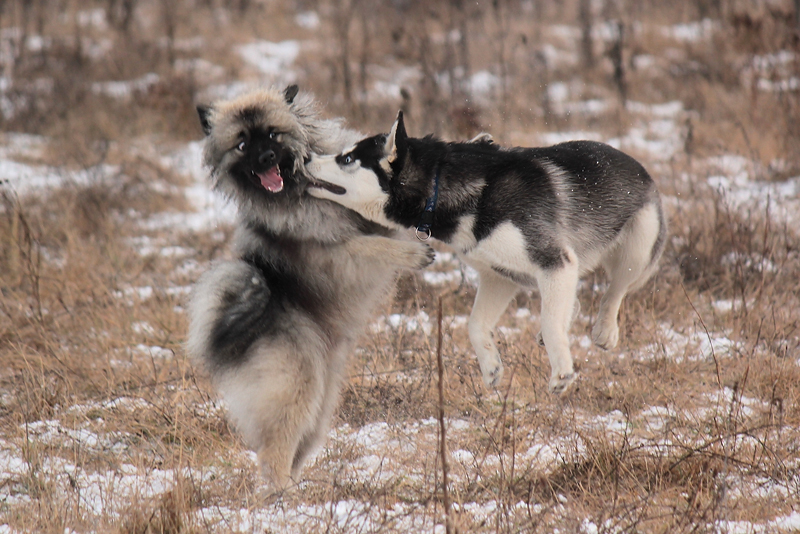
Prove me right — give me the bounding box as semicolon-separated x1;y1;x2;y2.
257;166;283;193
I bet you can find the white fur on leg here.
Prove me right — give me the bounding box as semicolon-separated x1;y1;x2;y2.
467;268;520;388
593;202;662;350
592;296;622;350
537;299;580;347
217;335;326;491
537;252;580;395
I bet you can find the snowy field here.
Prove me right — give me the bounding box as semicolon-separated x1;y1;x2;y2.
1;2;799;532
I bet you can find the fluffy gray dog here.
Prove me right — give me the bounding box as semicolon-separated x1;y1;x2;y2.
187;87;433;489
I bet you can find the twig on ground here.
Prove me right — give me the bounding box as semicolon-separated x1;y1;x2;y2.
436;296;454;534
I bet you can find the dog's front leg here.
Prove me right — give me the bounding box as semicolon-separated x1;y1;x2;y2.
343;235;435;270
536;300;580;346
537;258;580;395
467;269;520;388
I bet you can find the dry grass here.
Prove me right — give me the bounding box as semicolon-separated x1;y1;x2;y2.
1;0;799;532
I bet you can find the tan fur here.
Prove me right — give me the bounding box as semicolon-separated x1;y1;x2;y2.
203;89;310;176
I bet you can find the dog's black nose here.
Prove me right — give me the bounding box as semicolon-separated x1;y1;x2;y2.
259;149;276;166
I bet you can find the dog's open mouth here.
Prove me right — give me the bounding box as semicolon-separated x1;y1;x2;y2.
308;179;347;195
254;166;284;193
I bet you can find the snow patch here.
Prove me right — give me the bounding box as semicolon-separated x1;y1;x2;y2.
91;73;160;100
661;19;719;42
295;11;321;30
238;40;300;78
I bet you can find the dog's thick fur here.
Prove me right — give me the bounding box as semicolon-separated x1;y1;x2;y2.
187;88;433;489
307;111;667;394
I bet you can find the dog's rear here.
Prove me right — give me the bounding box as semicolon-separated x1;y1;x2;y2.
187;258;329;485
590;189;666;350
530;143;666;392
188;236;433;488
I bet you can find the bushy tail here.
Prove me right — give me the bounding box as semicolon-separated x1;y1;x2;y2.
187;259;273;371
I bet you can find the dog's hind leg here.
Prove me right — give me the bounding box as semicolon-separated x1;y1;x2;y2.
290;344;351;479
468;268;520;388
538;253;580;395
256;431;301;490
592;202;662;350
219;338;326;491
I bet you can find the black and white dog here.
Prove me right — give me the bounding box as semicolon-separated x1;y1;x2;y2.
307;112;666;394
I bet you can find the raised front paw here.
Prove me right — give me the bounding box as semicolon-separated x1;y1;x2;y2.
592;322;619;350
480;356;504;389
549;371;577;395
410;242;436;269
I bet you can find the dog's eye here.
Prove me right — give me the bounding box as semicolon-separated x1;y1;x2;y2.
236;140;247;152
342;155;354;165
269;131;277;140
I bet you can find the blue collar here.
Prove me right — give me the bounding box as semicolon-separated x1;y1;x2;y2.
415;164;441;241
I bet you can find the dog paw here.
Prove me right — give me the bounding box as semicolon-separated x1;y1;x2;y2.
411;243;436;269
480;359;504;389
549;372;577;395
257;449;293;492
592;323;619;350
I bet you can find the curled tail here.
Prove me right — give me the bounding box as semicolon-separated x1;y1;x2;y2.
187;259;274;371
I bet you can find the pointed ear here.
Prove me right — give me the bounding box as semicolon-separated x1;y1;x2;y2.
283;84;299;104
197;104;214;136
385;110;408;164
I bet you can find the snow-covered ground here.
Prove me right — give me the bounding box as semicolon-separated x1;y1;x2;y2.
1;12;799;534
